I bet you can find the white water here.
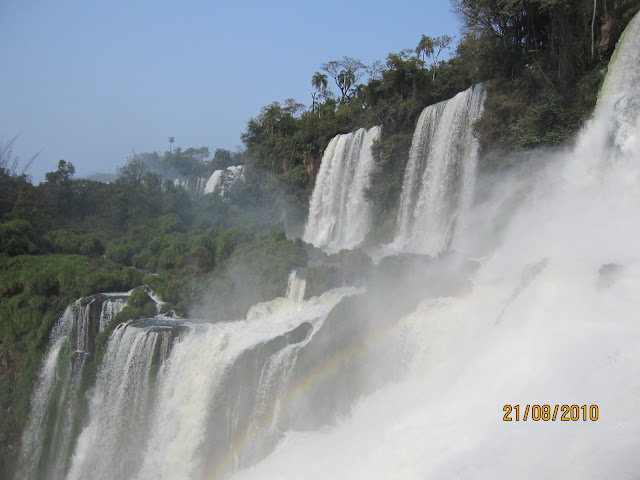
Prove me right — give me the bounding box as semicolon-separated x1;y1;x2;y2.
304;126;381;253
16;294;128;480
174;176;208;195
394;84;485;255
285;270;306;304
99;295;127;332
16;309;73;479
59;285;357;480
204;169;224;194
67;324;167;480
232;14;640;480
204;165;246;196
18;13;640;480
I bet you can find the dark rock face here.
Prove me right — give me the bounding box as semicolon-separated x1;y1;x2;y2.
75;295;104;354
75;294;125;354
201;321;314;475
600;1;640;54
598;263;623;288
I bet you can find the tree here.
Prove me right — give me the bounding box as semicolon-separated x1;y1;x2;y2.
117;158;147;190
311;72;329;112
45;159;75;186
211;148;234;170
591;0;597;61
283;98;306;118
182;146;210;162
451;0;600;87
116;158;163;223
168;136;175;154
321;56;367;104
416;35;435;64
416;34;454;81
337;69;357;101
366;60;384;81
44;160;76;217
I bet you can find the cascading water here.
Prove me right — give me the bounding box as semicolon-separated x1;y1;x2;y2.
285;269;306;304
173;166;245;197
231;13;640;480
204;165;246;196
17;12;640;480
303;126;380;253
174;176;209;195
393;84;485;255
66;321;176;480
16;294;127;480
16;308;73;480
18;277;361;480
204;169;224;194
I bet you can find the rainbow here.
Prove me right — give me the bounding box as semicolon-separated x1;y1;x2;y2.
202;301;417;480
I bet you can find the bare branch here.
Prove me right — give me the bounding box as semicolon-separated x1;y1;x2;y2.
0;133;38;176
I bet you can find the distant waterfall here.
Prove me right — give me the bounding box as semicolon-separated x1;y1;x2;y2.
204;170;224;194
173;176;208;195
303;126;381;253
204;165;246;196
172;166;245;197
394;84;485;255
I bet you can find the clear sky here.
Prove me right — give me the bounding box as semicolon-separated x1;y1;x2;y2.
1;0;460;182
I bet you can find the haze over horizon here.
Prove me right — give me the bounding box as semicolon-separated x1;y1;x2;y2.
0;0;459;183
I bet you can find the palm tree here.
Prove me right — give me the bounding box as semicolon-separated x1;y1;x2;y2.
416;34;453;81
337;69;355;104
168;136;175;155
311;72;328;112
416;34;435;65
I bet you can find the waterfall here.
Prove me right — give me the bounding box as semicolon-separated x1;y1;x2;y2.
18;284;360;480
303;126;381;253
173;176;208;195
16;309;73;480
204;165;246;196
16;294;127;480
17;12;640;480
594;12;640;158
173;167;245;197
66;322;176;480
285;270;306;304
99;294;127;332
204;169;224;194
393;84;485;255
69;287;357;480
230;13;640;480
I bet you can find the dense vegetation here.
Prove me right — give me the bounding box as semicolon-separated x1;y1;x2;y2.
241;0;638;238
1;0;638;476
0;148;307;475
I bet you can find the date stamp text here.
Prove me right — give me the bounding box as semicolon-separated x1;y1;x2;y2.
503;404;599;421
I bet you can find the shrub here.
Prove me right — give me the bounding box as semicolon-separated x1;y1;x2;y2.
128;287;153;308
0;220;38;256
105;243;135;265
158;213;185;233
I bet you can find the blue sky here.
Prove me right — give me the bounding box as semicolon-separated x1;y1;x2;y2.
0;0;460;182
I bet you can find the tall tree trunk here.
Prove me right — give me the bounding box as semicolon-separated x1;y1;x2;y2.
591;0;598;61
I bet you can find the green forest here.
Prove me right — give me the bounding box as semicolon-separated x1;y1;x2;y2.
1;0;638;476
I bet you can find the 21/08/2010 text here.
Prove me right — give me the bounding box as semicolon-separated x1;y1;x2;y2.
503;405;598;421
